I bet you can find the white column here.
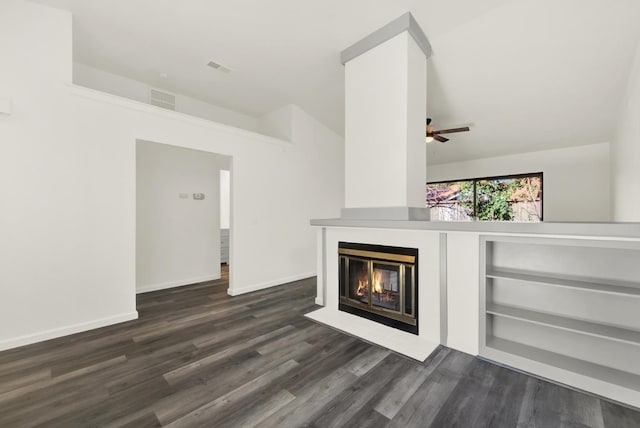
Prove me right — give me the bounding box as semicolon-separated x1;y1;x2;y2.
342;14;430;219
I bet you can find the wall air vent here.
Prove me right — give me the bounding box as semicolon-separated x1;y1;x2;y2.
148;88;176;111
207;60;232;74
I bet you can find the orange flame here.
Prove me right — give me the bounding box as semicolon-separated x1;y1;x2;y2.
355;270;387;298
355;279;367;297
372;270;383;294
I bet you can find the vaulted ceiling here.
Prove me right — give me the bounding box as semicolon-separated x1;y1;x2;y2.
32;0;640;164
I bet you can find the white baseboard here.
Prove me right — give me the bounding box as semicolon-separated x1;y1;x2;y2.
0;311;139;352
227;271;316;296
136;273;220;294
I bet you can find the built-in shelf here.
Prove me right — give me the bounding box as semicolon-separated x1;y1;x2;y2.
486;336;640;392
487;303;640;346
487;269;640;297
480;235;640;407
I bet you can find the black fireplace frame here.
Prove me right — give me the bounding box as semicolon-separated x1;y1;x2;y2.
338;241;419;335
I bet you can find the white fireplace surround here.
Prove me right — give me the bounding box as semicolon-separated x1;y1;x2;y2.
305;13;438;360
309;220;640;407
306;228;443;360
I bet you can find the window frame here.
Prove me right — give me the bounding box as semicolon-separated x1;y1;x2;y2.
427;172;544;222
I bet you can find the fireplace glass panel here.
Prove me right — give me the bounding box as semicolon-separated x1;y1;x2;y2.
371;263;401;312
338;242;418;335
339;257;346;297
405;265;414;315
348;259;369;305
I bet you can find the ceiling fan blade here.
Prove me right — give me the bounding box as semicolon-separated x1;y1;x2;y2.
434;135;449;143
433;126;470;135
426;118;432;125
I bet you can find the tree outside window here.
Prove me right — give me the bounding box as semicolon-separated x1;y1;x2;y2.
427;173;542;222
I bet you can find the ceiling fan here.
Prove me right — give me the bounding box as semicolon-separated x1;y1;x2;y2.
426;118;470;143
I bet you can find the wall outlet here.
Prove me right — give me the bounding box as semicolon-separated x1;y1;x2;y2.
193;193;205;200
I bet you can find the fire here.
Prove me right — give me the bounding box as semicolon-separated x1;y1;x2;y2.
355;270;384;297
355;279;368;297
352;267;398;308
372;270;383;294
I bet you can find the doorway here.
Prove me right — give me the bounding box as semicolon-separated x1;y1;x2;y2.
220;169;231;280
135;140;231;294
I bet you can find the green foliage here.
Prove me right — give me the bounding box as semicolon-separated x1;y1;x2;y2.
459;180;476;218
460;178;534;221
476;179;516;221
427;176;542;222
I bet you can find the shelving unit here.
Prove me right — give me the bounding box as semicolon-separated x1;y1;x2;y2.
486;269;640;296
480;235;640;406
486;303;640;346
484;337;640;392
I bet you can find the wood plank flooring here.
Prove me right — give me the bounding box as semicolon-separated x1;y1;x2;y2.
0;266;639;427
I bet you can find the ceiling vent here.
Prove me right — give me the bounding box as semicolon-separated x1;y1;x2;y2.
148;88;176;111
207;60;232;74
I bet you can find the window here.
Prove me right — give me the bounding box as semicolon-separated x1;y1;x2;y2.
427;173;543;222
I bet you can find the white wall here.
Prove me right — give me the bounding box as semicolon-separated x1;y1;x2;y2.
256;104;293;141
427;142;611;222
73;62;259;132
612;40;640;221
220;170;231;229
136;141;229;293
230;104;345;289
0;0;344;350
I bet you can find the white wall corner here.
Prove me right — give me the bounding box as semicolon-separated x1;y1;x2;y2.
136;274;221;294
227;272;316;296
611;38;640;221
256;104;294;141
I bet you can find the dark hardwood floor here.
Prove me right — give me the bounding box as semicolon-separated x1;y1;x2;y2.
1;265;639;427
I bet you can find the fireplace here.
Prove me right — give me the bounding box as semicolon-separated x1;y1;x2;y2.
338;242;418;334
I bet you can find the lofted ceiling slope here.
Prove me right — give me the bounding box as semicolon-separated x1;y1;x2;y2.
31;0;640;164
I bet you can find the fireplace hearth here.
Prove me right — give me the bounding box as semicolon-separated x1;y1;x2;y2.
338;242;418;334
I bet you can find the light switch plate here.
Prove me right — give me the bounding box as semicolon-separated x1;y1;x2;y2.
193;193;205;200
